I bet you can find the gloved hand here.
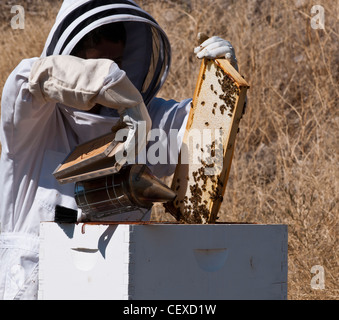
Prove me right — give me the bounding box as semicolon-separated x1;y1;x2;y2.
115;103;151;164
29;56;151;166
194;36;238;71
96;62;152;163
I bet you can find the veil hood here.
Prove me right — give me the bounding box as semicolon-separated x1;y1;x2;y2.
42;0;171;105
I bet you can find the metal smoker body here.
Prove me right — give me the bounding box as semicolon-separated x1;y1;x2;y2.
74;164;176;220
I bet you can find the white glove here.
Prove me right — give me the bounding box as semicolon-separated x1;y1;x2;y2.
29;56;151;167
115;102;151;164
96;63;152;163
194;36;238;71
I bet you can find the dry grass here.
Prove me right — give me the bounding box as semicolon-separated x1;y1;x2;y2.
0;0;338;300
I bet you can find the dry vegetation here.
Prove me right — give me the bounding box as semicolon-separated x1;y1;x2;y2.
0;0;338;300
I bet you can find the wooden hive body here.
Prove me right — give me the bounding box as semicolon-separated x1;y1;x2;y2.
167;58;249;223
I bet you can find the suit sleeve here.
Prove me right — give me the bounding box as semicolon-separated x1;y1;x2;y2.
28;55;143;112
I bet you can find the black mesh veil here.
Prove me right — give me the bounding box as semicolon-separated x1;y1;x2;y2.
42;0;171;105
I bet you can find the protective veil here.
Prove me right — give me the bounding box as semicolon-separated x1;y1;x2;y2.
0;0;191;300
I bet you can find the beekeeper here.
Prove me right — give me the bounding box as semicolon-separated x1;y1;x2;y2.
0;0;238;300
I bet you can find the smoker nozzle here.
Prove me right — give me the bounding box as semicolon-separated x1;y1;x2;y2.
127;164;177;207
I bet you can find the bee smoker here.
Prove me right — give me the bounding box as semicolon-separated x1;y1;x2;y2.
74;164;176;220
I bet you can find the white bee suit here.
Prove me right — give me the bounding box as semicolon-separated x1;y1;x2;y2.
0;0;191;300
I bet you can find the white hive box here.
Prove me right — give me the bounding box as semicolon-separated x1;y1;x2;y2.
38;223;287;300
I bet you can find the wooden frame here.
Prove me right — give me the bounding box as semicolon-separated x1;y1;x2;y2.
167;58;249;224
